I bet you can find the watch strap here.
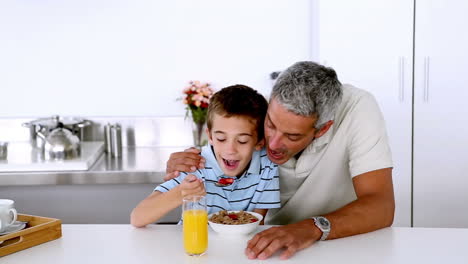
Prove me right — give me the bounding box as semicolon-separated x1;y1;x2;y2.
312;216;330;241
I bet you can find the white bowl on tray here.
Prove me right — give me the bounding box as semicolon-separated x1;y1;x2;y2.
208;210;263;235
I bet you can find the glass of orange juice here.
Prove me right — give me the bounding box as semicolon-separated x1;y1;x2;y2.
182;195;208;256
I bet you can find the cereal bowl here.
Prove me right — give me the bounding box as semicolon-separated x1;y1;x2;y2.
208;210;263;235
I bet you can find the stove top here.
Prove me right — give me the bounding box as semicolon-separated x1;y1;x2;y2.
0;141;104;172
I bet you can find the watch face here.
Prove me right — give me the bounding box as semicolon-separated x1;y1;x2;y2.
319;217;330;228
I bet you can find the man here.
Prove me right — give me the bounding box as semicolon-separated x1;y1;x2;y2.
166;61;395;260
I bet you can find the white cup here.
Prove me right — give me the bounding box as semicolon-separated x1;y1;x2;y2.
0;199;18;233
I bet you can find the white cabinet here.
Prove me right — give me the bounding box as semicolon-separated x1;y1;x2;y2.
316;0;414;227
315;0;468;227
413;1;468;227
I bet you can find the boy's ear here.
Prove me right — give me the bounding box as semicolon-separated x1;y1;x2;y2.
255;138;265;151
206;127;213;144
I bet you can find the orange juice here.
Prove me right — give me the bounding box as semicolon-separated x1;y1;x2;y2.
183;209;208;255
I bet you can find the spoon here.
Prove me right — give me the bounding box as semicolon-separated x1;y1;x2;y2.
215;177;235;187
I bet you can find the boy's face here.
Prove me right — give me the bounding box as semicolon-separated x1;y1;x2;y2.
208;113;264;177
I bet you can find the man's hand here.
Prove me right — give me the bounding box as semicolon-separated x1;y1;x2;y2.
165;147;206;181
180;174;206;198
245;220;320;260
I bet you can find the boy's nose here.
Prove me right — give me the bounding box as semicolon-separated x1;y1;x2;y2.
225;141;237;154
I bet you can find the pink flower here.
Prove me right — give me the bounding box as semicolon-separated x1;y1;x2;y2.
203;89;212;97
180;80;214;116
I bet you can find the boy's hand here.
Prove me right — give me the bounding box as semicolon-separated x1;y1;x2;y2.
165;147;206;181
180;174;206;198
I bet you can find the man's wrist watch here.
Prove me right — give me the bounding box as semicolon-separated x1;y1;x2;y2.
311;216;331;241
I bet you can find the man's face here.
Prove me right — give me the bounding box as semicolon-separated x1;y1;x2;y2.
208;114;263;177
264;98;318;164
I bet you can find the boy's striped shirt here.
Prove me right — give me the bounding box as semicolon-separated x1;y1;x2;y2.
155;145;280;215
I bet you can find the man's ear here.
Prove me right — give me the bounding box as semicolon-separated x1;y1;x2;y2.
255;138;265;151
314;120;334;139
206;127;213;145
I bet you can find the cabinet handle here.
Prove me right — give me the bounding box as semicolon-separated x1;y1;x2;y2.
424;57;430;102
399;57;405;102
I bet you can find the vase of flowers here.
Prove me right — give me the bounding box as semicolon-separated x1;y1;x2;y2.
182;81;214;147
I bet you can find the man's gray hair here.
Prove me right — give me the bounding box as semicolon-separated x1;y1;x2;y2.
271;61;343;128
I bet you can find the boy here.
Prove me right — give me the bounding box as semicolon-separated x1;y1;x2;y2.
131;85;280;227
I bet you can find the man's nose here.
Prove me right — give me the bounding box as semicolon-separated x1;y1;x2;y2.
268;132;283;150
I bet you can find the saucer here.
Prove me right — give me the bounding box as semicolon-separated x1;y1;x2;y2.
0;221;27;236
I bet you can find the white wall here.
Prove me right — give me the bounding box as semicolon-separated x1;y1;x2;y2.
0;0;313;117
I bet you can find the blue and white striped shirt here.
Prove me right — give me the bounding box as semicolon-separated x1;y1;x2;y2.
155;145;280;215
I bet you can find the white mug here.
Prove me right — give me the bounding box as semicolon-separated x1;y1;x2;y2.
0;199;18;233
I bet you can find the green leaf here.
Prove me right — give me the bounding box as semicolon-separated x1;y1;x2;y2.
187;106;208;124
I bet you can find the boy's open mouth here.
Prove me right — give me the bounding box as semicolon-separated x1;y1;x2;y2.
222;158;240;170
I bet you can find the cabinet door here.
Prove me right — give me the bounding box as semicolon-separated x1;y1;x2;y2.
316;0;414;226
413;1;468;227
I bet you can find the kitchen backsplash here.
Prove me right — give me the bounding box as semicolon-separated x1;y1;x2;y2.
0;116;193;147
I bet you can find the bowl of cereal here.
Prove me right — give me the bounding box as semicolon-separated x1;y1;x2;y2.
208;210;263;235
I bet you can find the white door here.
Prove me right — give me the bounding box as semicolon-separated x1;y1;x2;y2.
315;0;414;226
413;1;468;227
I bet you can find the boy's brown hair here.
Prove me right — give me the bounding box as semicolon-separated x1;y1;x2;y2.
207;85;268;142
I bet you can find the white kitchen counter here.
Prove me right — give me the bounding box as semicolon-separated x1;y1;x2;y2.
2;225;468;264
0;146;186;186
